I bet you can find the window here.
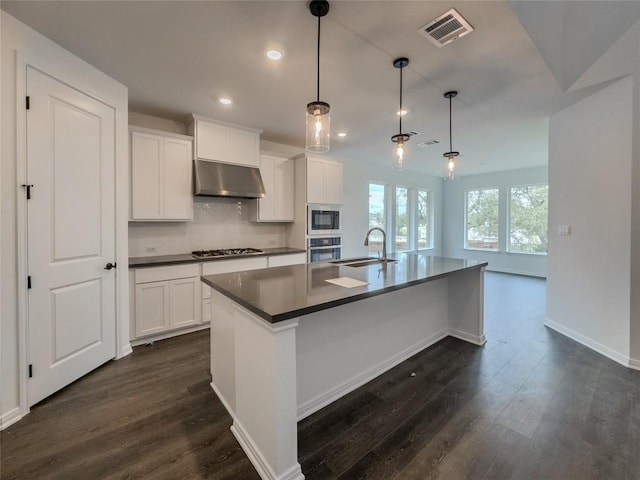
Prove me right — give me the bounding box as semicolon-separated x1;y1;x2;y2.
465;188;499;250
509;184;548;254
368;183;433;254
395;186;410;252
368;183;386;253
417;189;432;249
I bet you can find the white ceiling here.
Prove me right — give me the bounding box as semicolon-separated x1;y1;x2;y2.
2;1;636;177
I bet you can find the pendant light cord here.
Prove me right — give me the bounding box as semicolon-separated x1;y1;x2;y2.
449;94;453;152
316;15;321;102
399;65;403;134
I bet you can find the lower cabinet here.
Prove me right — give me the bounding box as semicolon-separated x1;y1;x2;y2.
131;253;306;343
134;264;201;339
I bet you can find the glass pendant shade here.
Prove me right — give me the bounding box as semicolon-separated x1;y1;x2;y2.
392;133;410;170
444;90;460;179
306;101;330;153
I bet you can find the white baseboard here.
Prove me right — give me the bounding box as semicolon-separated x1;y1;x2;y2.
130;323;209;346
0;407;23;431
544;318;632;368
210;381;235;419
628;357;640;371
296;328;449;421
118;343;133;359
449;328;487;346
231;419;304;480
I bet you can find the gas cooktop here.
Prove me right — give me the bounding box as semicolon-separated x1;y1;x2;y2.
191;248;265;259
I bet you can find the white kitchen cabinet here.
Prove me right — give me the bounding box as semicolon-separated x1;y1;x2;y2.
133;264;201;338
306;155;343;205
200;257;269;305
254;154;294;222
130;127;193;221
188;114;261;167
267;253;306;267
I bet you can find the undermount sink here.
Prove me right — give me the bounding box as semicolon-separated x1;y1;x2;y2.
331;257;398;267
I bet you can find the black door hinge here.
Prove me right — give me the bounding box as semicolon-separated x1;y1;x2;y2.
28;364;33;378
21;184;33;199
27;276;32;289
26;96;30;110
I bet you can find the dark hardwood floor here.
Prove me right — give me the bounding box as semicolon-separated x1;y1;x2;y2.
2;272;639;479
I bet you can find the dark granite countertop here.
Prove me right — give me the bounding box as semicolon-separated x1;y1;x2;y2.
129;247;306;268
201;252;488;323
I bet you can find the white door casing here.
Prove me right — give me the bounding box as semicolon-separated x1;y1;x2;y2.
26;66;117;406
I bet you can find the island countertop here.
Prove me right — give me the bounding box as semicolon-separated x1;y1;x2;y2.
201;252;487;323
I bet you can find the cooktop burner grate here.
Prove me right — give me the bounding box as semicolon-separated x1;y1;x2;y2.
191;248;264;259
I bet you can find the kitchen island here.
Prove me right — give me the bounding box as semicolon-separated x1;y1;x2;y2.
202;253;487;480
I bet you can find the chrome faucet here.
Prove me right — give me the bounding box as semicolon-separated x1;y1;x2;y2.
364;227;387;261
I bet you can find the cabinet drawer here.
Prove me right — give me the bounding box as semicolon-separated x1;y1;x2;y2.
202;257;268;275
135;263;200;284
268;253;306;267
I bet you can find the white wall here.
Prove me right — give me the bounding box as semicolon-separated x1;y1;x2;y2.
341;159;444;259
442;167;548;277
547;76;633;364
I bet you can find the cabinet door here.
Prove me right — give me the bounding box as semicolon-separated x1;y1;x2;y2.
131;132;163;219
228;128;259;166
169;277;200;328
163;137;193;220
135;281;169;337
275;157;295;221
257;155;276;221
307;156;325;204
323;160;343;204
196;121;228;161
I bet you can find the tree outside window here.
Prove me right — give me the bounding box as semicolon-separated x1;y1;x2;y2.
417;189;431;249
368;183;386;253
395;186;410;252
466;188;499;250
509;185;548;254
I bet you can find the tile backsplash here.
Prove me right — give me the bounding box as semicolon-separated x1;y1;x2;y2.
128;197;291;257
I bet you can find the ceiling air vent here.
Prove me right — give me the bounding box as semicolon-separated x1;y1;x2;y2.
419;8;473;47
418;139;440;147
407;131;420;137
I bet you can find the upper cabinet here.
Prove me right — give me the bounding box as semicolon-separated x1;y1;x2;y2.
130;126;193;221
306;154;343;205
187;114;262;167
254;153;295;222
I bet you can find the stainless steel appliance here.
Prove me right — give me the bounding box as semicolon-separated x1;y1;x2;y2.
308;205;341;235
192;247;264;259
307;236;341;263
193;159;266;199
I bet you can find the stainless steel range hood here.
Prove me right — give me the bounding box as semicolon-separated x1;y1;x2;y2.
194;159;266;199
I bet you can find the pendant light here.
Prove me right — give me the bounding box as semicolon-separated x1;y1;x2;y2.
444;90;459;179
391;57;410;169
306;0;330;153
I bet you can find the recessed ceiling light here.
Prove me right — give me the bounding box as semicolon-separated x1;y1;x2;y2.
218;97;232;105
397;109;408;116
266;49;283;60
337;132;347;138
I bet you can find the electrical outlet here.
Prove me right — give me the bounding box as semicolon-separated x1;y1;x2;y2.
145;246;158;253
558;225;571;236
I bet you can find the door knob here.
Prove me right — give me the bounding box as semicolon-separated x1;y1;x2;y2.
104;262;116;270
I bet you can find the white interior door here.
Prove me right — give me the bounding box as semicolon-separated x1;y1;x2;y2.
26;67;117;406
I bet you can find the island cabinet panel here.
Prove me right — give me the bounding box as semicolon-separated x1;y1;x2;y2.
306;154;343;205
188;114;261;167
130;127;193;221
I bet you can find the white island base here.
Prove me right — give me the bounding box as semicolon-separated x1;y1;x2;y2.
208;266;486;480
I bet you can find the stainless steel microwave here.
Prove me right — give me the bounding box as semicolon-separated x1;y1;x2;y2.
308;205;341;235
